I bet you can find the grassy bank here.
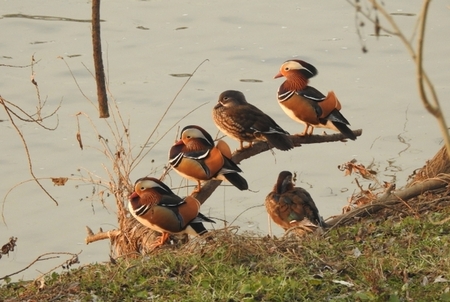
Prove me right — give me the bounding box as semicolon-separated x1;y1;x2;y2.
1;208;450;301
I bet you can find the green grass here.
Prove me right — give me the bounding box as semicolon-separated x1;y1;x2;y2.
2;209;450;301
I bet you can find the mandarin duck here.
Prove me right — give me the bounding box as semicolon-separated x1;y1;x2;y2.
128;177;215;249
265;171;325;232
169;125;248;192
274;60;356;140
212;90;294;151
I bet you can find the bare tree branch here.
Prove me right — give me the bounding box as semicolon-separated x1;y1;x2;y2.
193;129;363;204
92;0;109;118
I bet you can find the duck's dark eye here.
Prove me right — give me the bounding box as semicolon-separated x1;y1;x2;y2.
284;67;289;71
140;187;145;190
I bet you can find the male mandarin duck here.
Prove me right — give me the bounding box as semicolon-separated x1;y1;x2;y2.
168;125;248;192
274;60;356;140
128;177;215;249
212;90;294;151
265;171;325;231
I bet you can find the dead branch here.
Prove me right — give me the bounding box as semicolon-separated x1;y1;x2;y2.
85;226;121;245
194;129;363;204
0;251;81;281
85;218;160;257
92;0;109;118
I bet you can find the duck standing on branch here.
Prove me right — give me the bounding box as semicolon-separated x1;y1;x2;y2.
213;90;294;151
274;60;356;140
169;125;248;193
265;171;325;233
128;177;215;249
212;90;294;151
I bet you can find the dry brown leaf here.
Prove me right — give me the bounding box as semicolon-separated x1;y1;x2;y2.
51;177;68;186
76;131;83;150
339;160;377;179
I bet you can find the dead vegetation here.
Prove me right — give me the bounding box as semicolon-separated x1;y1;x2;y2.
326;146;450;229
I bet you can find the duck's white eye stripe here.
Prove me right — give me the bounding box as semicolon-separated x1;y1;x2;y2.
139;180;163;190
191;128;206;140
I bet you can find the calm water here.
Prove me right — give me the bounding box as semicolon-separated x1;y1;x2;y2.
1;0;449;280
